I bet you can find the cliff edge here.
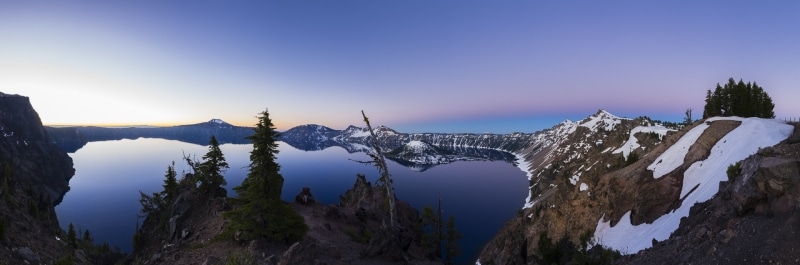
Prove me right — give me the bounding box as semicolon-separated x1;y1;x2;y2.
0;92;77;264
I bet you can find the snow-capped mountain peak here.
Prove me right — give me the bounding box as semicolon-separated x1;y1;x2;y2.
579;109;628;132
208;119;230;125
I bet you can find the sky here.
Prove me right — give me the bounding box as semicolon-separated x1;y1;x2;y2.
1;1;799;133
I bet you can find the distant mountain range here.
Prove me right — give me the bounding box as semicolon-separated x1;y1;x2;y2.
45;119;254;152
45;118;525;171
279;124;522;171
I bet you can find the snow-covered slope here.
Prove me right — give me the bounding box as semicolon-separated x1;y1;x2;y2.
593;117;794;254
613;124;674;159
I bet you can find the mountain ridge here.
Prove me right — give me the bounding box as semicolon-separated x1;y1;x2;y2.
476;112;798;264
45;119;254;152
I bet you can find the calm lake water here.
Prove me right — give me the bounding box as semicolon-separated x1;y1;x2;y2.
56;138;527;263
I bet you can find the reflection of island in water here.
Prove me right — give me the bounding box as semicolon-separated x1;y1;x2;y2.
46;120;521;171
279;132;519;172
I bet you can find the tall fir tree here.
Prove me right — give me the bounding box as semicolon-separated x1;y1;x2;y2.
223;109;307;243
199;135;228;197
162;162;178;204
67;223;77;249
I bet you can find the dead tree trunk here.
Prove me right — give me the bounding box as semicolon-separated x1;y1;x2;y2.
361;110;398;228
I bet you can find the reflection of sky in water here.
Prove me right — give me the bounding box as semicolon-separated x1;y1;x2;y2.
56;139;527;263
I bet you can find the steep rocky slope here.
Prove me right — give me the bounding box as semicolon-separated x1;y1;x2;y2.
477;114;796;264
617;123;800;264
0;93;74;263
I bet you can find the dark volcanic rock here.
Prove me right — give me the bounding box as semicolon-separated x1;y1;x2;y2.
0;92;85;264
0;93;73;203
294;187;316;205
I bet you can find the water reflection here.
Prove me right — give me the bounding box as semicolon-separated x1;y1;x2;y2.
56;138;527;263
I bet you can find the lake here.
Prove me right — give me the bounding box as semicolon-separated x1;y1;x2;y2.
55;138;528;263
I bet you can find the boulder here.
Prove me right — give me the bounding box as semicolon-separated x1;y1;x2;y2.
13;247;40;264
294;187;315;205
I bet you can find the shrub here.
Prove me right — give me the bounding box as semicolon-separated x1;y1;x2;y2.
727;162;742;181
758;147;774;157
625;152;639;166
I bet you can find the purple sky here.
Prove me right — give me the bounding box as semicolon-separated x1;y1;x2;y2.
1;1;799;133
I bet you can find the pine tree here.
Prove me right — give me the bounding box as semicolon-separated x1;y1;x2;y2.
83;229;92;242
67;223;77;249
444;216;462;265
162;162;178;204
138;190;164;216
702;78;775;119
420;206;440;259
223;109;307;243
420;194;460;262
199;135;228;197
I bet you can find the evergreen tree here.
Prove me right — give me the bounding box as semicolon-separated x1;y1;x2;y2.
138;190;164;216
420;206;440;258
444;216;462;265
702;78;775;119
199;135;228;197
223;109;307;243
420;195;461;263
162;162;178;204
83;229;92;242
67;223;77;249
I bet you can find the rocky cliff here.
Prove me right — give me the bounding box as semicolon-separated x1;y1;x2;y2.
618;125;800;264
0;92;77;264
477;113;797;264
0;93;73;204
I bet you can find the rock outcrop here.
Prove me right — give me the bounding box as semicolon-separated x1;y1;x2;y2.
0;92;80;264
295;187;316;205
0;93;73;204
618;136;800;264
131;173;440;265
478;116;797;264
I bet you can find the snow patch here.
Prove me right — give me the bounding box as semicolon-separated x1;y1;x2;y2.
614;125;674;159
594;117;792;254
647;122;711;179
